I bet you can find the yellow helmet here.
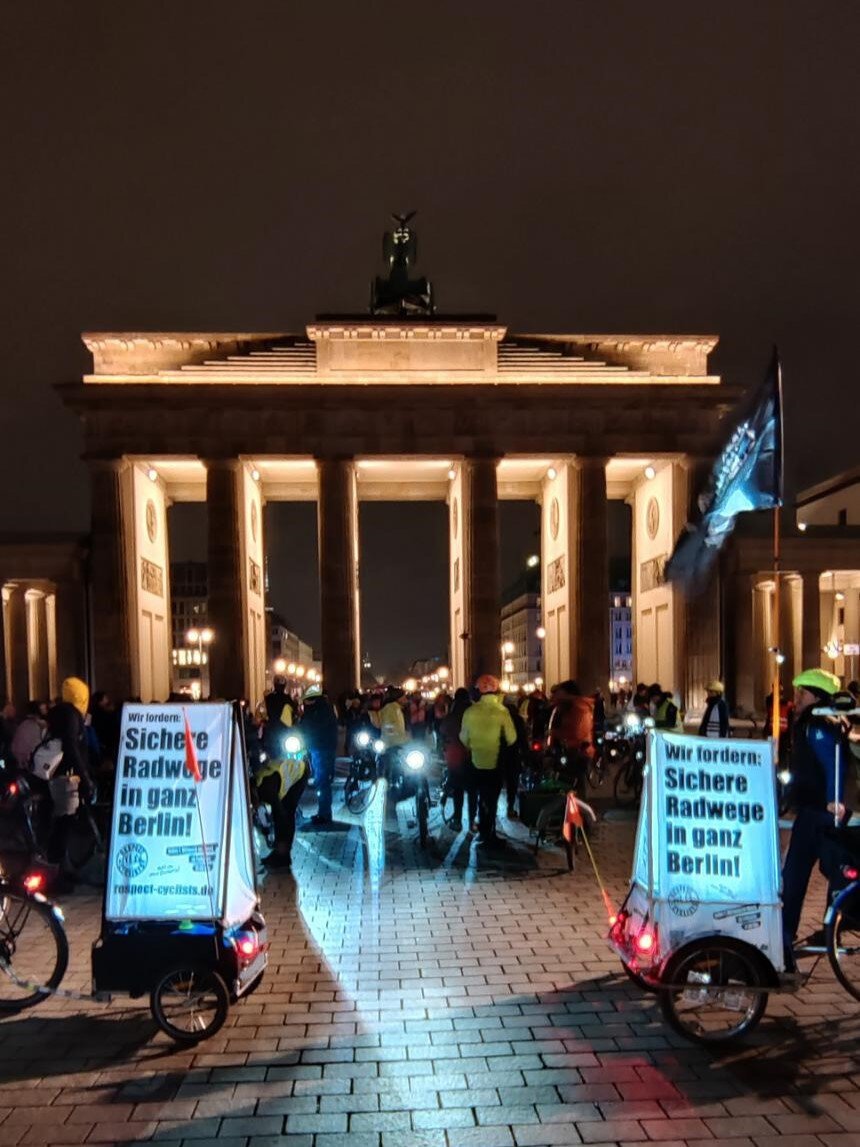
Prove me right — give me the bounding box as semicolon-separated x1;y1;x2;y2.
792;667;840;697
706;679;724;694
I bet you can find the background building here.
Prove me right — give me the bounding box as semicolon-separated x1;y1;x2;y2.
609;590;633;689
500;565;542;688
169;562;318;699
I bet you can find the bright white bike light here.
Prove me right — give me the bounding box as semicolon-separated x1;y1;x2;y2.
626;713;642;730
355;731;371;748
284;735;302;754
405;750;425;771
777;769;792;785
374;739;385;754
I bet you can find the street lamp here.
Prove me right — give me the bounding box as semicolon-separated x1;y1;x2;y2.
526;554;539;568
535;625;546;640
502;640;515;655
186;626;214;698
438;665;450;681
273;657;287;675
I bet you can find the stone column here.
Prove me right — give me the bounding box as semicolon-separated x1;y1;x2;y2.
28;590;50;701
800;571;821;672
206;459;246;700
576;456;609;693
89;460;133;699
464;456;501;682
6;584;30;710
779;575;800;684
317;458;360;702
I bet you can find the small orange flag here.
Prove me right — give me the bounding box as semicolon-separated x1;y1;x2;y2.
183;710;202;782
562;791;584;841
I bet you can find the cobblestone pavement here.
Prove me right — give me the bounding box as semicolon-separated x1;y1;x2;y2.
1;783;858;1147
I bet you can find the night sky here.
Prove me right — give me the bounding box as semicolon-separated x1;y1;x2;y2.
2;4;858;676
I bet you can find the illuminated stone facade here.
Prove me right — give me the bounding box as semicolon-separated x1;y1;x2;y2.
57;320;739;706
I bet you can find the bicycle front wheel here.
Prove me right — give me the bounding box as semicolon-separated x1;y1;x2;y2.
827;885;860;1001
614;761;640;807
0;891;69;1012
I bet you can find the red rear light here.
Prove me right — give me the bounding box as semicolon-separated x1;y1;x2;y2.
636;929;655;953
8;783;17;796
235;931;259;959
843;866;859;881
23;873;44;893
531;742;542;752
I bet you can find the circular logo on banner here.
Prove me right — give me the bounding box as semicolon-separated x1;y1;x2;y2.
145;499;158;543
668;884;700;918
550;497;560;540
452;497;459;540
116;842;148;878
250;499;258;543
646;496;660;540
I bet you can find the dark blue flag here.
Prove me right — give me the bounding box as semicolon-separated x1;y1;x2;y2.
665;348;783;592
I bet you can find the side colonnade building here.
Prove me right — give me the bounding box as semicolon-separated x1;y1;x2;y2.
55;318;736;710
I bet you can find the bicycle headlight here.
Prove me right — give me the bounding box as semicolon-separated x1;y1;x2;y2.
405;749;426;771
284;735;303;755
374;739;385;754
355;731;371;748
643;717;655;729
777;769;792;786
626;714;642;731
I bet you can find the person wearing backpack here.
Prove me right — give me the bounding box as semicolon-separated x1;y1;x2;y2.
44;677;95;863
12;701;45;770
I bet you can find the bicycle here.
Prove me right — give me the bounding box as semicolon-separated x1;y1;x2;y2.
0;868;69;1013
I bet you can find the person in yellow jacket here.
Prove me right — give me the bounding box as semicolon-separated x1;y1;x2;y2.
459;675;517;847
379;687;409;749
254;734;309;871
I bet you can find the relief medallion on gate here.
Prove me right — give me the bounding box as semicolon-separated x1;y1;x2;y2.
549;497;560;540
646;496;660;541
145;498;158;543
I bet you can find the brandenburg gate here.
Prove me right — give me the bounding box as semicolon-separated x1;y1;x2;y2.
59;320;739;707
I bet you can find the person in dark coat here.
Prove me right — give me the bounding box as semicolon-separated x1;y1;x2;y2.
299;685;339;826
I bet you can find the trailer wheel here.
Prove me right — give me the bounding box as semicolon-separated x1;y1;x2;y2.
151;965;229;1044
659;938;769;1045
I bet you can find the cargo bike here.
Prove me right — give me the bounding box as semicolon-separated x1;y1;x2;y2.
0;702;268;1044
608;721;860;1045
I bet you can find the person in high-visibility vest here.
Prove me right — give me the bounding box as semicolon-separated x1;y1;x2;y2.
459;676;517;848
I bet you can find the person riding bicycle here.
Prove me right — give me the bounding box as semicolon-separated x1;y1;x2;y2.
547;680;594;789
253;731;310;870
782;667;852;966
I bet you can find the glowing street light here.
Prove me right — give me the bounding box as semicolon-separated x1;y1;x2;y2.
438;666;450;681
273;657;287;675
535;625;546;640
185;626;214;699
502;640;515;655
526;554;539;568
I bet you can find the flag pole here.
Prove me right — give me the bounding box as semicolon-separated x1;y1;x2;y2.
771;505;781;743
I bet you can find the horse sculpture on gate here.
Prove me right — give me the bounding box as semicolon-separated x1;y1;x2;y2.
370;211;435;316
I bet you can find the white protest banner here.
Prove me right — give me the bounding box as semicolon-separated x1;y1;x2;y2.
636;731;780;907
106;703;236;922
